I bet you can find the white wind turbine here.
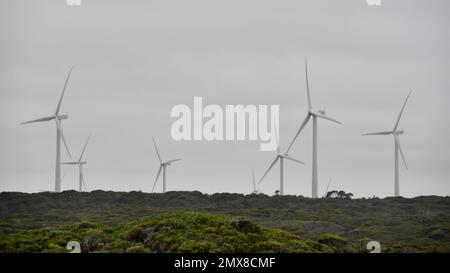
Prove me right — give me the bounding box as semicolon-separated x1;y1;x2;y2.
286;58;342;198
62;135;91;192
21;67;73;192
151;137;181;193
362;91;412;197
259;123;304;195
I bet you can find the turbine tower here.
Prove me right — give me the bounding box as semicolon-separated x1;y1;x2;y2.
62;135;91;192
151;137;181;193
21;67;73;192
362;91;412;197
286;58;342;198
259;122;304;195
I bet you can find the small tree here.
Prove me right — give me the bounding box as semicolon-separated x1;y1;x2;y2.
326;190;353;199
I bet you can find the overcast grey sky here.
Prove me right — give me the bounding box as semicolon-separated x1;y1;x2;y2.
1;0;449;197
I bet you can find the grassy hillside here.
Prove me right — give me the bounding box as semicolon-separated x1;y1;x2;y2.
0;191;449;252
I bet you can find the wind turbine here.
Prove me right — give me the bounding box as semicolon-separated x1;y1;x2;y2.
151;137;181;193
259;122;304;195
62;135;91;192
286;58;342;198
362;91;412;197
21;67;73;192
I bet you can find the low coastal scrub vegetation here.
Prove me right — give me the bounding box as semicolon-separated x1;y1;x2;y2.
0;191;449;253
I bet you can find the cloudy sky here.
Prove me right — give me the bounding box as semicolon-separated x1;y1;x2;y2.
0;0;449;197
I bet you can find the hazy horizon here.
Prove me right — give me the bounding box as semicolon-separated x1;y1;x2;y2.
1;0;449;198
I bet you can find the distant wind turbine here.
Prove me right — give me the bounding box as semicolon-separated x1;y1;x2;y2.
286;58;342;198
362;91;412;197
151;137;181;193
62;135;91;192
259;122;304;195
21;67;74;192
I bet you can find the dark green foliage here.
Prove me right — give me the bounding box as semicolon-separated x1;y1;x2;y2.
325;190;353;199
0;211;324;253
318;233;352;252
0;191;449;252
231;218;261;234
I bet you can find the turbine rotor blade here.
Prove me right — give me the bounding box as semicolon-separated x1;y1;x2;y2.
394;134;408;169
274;119;280;154
55;119;72;159
165;158;182;164
361;131;392;136
82;177;87;192
55;67;73;115
282;155;304;164
252;168;256;191
61;171;67;183
286;114;311;154
259;156;280;184
79;134;91;162
324;178;332;197
305;57;312;109
393;91;412;131
152;136;162;163
313;112;342;124
21;116;54;125
80;167;87;191
151;166;163;192
61;162;78;165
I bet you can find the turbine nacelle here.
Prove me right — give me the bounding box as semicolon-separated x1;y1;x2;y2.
61;160;87;166
56;114;68;120
362;129;405;136
309;108;328;117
